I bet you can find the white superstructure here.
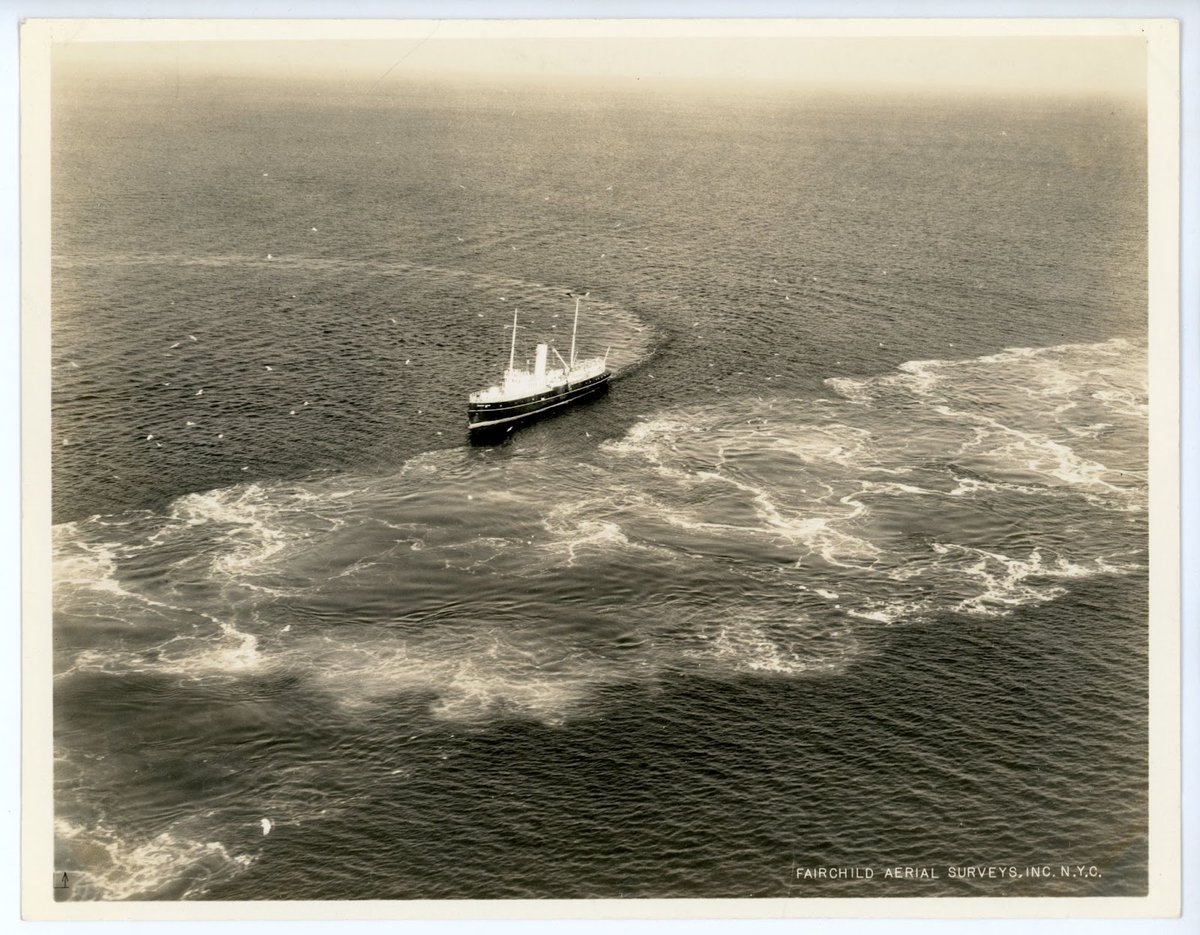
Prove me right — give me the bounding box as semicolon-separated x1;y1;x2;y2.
469;355;607;404
468;295;609;404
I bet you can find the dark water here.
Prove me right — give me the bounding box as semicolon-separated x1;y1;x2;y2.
51;70;1148;900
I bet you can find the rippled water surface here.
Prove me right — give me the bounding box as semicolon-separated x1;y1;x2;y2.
51;71;1148;900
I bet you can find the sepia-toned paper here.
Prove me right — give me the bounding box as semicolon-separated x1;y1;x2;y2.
20;16;1182;923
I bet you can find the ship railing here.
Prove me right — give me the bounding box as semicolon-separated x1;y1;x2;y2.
469;365;571;403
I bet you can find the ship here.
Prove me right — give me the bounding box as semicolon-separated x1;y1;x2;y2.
468;293;611;435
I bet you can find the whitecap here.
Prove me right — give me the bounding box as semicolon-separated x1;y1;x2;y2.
54;817;254;901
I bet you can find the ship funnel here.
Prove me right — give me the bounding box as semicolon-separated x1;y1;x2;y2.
534;343;548;382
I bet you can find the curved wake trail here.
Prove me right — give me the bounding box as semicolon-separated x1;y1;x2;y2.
51;337;1146;899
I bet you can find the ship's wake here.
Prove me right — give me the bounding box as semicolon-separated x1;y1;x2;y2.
54;336;1146;712
51;336;1147;898
53;250;658;380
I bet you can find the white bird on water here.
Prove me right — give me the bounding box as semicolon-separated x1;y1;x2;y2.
188;335;197;342
195;389;203;396
146;434;154;440
185;420;196;427
260;818;273;836
390;317;397;324
170;342;181;349
265;366;273;371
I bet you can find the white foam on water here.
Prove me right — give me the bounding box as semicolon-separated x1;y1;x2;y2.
693;464;878;565
596;408;889;572
893;358;946;396
545;517;644;567
655;498;878;569
52;521;162;603
975;336;1132;368
398;447;464;478
926;544;1129;617
600;417;693;460
209;622;261;672
858;480;939;498
824;376;874;406
678;606;857;678
170;484;316;581
763;422;876;470
538;497;683;568
944;405;1117;489
62;616;266;683
1091;388;1149;420
54;512;272;681
946;473;1051;500
53;535;129;599
590;412;884;570
301;632;603;726
827;338;1144;427
428;658;590;726
845;597;933;625
709;622;811;674
51;335;1147;733
1064;421;1114;439
825;359;944;407
930;380;1146;512
54;817;254;901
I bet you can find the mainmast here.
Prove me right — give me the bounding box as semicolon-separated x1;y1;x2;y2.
568;291;588;368
508;307;519;372
569;297;579;368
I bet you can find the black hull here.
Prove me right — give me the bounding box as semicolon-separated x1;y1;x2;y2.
468;373;610;437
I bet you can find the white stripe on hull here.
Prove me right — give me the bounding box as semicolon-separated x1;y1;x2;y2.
468;381;607;429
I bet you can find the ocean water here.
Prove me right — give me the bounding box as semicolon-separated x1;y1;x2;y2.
50;70;1148;900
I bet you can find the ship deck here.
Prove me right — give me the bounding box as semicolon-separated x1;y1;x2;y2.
469;356;608;405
